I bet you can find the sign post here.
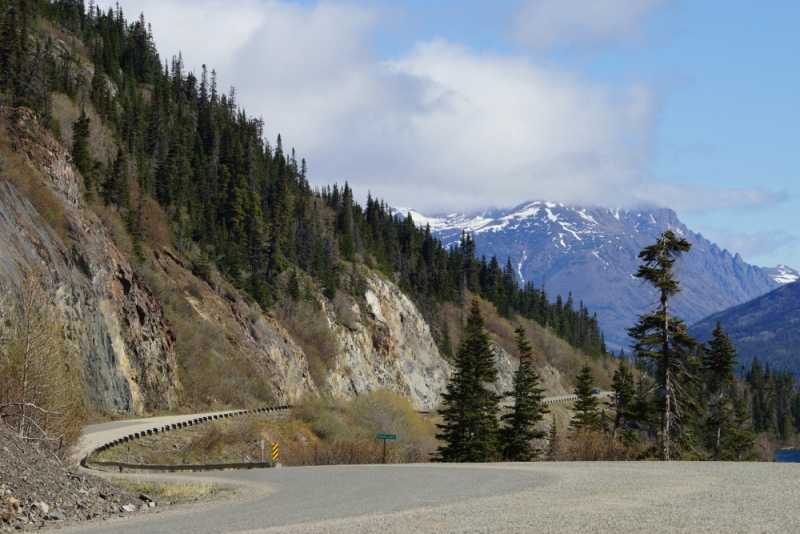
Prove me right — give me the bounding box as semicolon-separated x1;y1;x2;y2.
375;434;396;464
260;440;265;462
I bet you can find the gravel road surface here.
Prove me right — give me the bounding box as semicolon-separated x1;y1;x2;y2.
62;461;800;533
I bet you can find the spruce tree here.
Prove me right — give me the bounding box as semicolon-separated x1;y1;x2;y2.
627;231;697;461
704;322;737;391
571;365;602;431
71;109;93;190
439;322;454;359
703;322;740;459
433;298;501;462
610;360;636;439
718;396;757;460
547;414;559;460
103;146;130;208
287;269;300;302
500;326;548;461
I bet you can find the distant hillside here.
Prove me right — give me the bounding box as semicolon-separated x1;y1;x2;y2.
396;202;794;350
690;281;800;377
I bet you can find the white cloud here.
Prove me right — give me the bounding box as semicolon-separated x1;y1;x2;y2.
511;0;669;51
632;181;787;213
115;0;781;217
118;0;267;74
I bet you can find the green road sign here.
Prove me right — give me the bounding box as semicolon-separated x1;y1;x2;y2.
376;434;396;440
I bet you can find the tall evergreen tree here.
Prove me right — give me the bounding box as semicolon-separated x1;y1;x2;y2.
102;146;130;208
499;326;548;461
433;298;501;462
610;359;636;439
439;322;454;359
704;322;737;392
718;396;757;461
71;109;93;190
547;414;559;460
571;365;602;431
627;231;697;461
703;322;740;459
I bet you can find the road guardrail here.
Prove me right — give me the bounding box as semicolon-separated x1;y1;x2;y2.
82;405;291;472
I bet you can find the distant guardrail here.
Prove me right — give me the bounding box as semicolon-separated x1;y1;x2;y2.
82;405;291;472
83;458;277;472
542;395;579;404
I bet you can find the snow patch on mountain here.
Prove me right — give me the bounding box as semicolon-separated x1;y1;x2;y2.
763;265;800;284
392;200;795;350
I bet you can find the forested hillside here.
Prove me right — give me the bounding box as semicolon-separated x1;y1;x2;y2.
691;281;800;378
0;0;606;359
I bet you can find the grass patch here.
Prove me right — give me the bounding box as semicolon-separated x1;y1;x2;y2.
111;478;218;501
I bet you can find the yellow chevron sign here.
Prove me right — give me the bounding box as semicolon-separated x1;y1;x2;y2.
271;442;279;462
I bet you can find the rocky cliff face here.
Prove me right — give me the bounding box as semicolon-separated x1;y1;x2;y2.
320;272;452;411
317;272;571;409
152;250;317;405
0;109;178;414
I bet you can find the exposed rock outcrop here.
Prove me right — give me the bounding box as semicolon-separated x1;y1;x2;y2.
0;109;178;414
322;272;453;411
490;343;571;399
153;250;316;405
490;343;516;397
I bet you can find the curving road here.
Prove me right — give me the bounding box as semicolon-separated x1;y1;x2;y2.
67;398;800;533
64;461;800;533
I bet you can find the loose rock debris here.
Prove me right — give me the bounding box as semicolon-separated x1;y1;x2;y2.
0;429;159;531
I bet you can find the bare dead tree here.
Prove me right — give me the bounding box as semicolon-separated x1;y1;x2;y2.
0;267;85;457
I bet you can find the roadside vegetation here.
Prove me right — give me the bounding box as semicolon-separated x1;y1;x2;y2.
0;268;86;460
96;391;438;467
111;478;222;503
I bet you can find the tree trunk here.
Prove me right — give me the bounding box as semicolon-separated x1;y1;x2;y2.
661;381;670;461
660;260;671;461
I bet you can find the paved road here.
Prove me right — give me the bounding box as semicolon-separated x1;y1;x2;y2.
64;461;800;533
72;396;800;533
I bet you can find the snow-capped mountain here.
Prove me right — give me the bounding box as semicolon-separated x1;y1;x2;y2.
762;264;800;285
394;201;793;351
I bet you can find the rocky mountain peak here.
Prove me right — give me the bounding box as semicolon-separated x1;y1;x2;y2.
395;201;794;350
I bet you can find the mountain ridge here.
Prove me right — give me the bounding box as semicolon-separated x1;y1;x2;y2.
690;280;800;377
395;201;796;349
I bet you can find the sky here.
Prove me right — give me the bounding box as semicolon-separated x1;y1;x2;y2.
115;0;799;269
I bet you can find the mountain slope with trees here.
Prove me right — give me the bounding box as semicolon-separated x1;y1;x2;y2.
690;280;800;378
